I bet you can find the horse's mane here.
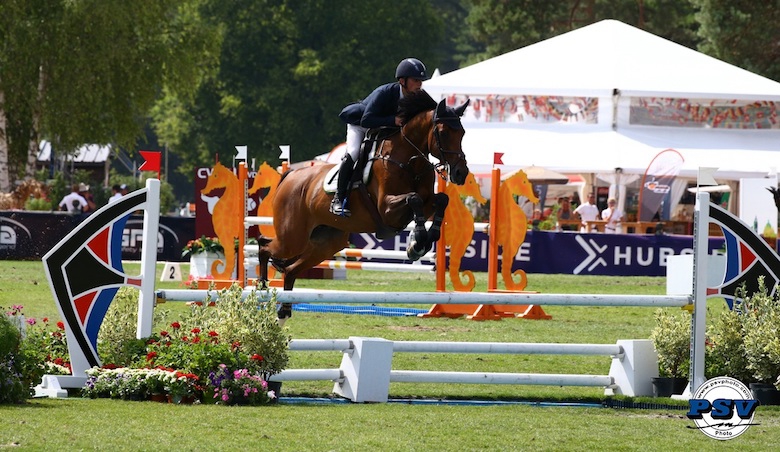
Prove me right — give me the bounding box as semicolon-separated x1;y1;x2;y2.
397;89;437;125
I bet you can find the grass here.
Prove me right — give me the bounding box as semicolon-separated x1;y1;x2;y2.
2;261;778;450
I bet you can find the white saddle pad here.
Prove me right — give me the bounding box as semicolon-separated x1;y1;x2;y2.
323;145;377;193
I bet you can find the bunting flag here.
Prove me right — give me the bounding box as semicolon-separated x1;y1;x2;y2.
279;145;290;160
493;152;504;165
43;189;150;373
139;150;161;179
707;202;780;310
638;149;684;221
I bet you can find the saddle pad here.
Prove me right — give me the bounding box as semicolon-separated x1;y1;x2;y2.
323;144;378;193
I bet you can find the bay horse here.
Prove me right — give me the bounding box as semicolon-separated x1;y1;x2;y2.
257;90;470;318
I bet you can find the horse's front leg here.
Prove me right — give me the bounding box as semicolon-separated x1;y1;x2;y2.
406;194;431;261
256;236;272;290
427;192;449;244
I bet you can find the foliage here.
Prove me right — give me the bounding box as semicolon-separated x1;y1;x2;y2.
142;323;245;383
705;307;752;383
152;0;442;174
207;364;276;405
82;366;199;401
650;309;690;378
24;197;53;211
693;0;780;82
0;309;28;403
0;0;221;190
182;236;225;258
98;288;169;367
739;279;780;383
185;285;291;380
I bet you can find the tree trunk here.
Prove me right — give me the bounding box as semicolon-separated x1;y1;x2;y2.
25;65;46;180
0;86;10;193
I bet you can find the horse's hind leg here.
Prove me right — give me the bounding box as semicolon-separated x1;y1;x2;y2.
278;227;350;319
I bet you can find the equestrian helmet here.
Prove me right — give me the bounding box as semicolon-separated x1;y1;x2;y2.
395;58;427;80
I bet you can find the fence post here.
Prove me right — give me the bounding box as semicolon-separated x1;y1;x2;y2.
333;337;393;402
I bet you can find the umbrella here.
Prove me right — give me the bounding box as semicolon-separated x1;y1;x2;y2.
517;165;570;185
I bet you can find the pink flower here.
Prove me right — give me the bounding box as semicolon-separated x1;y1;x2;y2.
26;318;36;325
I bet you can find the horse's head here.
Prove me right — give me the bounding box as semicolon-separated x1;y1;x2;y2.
456;172;486;204
504;170;539;203
202;162;233;196
248;161;281;196
432;99;470;186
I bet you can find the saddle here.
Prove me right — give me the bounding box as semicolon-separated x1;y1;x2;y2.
323;127;399;193
324;127;401;239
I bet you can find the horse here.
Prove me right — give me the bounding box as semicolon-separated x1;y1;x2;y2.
441;172;486;291
257;90;470;317
495;170;538;291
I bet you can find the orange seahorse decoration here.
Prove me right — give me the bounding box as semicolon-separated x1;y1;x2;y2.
247;161;281;238
247;161;282;279
495;170;538;291
201;162;241;279
442;172;486;291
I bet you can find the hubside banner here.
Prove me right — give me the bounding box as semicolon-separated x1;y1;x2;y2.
349;230;726;277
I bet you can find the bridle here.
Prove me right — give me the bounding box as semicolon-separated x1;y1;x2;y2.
392;112;466;182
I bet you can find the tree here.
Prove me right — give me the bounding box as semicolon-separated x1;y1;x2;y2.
692;0;780;82
152;0;443;174
0;0;220;192
462;0;699;64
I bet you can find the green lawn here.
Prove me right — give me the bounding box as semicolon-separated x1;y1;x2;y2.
1;261;777;450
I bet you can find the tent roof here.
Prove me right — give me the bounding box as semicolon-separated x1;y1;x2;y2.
37;141;111;164
425;19;780;100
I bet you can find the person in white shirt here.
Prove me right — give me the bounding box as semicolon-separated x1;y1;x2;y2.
109;184;123;203
601;198;624;234
573;193;599;232
58;184;88;214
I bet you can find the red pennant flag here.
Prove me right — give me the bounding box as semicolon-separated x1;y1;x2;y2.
139;151;162;179
493;152;504;165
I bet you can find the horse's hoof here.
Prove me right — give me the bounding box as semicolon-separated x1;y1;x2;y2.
278;304;292;319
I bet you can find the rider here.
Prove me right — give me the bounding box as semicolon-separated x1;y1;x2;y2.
330;57;428;217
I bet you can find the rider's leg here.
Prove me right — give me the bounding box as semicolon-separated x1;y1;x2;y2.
330;124;365;216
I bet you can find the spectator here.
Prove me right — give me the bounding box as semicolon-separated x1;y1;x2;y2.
108;184;123;203
573;193;599;232
120;184;129;196
601;198;624;234
58;184;89;214
78;183;97;214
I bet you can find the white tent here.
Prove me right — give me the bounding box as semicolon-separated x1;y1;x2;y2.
424;19;780;182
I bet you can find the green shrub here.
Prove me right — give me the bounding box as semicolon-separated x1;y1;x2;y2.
740;279;780;383
98;288;169;366
650;309;691;378
0;311;30;403
705;307;752;382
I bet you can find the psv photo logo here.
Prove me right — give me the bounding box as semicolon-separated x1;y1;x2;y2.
686;377;759;440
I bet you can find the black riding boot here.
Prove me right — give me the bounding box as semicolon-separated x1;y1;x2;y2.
330;154;355;217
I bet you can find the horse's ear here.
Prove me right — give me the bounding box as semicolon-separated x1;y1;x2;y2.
454;99;470;117
436;99;448;118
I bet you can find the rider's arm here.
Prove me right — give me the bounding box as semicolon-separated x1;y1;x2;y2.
360;83;399;129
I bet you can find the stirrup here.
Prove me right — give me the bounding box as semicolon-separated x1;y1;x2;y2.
330;196;351;217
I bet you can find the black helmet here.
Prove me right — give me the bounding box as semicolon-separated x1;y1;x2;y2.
395;58;427;80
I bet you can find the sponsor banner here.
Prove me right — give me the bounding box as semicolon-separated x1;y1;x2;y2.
349;231;725;277
0;211;194;262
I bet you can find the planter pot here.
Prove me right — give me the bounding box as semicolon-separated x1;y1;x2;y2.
167;394;196;405
651;377;688;398
189;251;237;279
749;383;780;406
189;252;225;279
267;380;282;402
148;393;167;403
